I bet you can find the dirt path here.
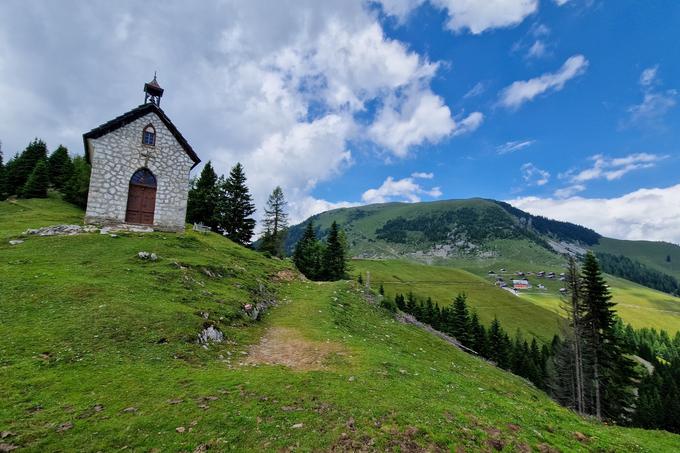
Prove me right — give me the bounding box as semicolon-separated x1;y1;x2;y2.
246;326;345;371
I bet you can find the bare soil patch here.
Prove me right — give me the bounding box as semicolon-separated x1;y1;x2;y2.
246;327;344;370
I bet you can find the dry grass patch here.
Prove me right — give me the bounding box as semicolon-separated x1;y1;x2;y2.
246;327;345;370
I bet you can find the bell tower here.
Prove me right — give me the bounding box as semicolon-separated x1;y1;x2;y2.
143;72;164;106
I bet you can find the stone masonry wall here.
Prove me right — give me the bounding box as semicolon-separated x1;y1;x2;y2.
84;112;194;231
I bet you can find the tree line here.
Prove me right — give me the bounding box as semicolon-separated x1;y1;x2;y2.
374;252;678;432
186;161;291;255
0;138;90;206
596;251;680;296
292;220;348;281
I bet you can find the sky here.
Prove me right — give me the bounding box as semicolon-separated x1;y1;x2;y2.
1;0;679;243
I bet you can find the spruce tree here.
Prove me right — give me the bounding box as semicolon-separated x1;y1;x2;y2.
186;161;219;229
451;293;471;345
47;145;73;190
581;252;637;422
219;163;256;245
21;159;49;198
321;221;347;281
62;156;91;208
489;317;510;369
259;186;288;257
292;221;322;280
469;311;488;357
9;138;48;195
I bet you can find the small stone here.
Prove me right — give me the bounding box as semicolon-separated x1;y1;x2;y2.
109;234;118;238
8;240;23;246
348;376;355;382
176;426;185;433
122;407;137;413
291;423;304;429
167;398;183;405
56;422;73;433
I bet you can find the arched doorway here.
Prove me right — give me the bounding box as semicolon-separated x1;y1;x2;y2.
125;168;157;224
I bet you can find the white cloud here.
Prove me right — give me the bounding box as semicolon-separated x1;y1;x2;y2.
411;171;434;179
553;184;585;198
508;184;680;244
526;40;547;59
378;0;538;34
553;0;572;5
562;153;665;183
497;139;535;154
624;66;677;128
368;88;458;157
288;196;360;225
452;111;485;136
362;175;442;203
521;162;550;186
463;81;485;99
499;54;589;109
639;66;658;87
432;0;539;34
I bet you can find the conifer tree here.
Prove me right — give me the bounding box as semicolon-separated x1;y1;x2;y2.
47;145;74;190
451;293;471;345
581;252;637;422
321;221;347;280
469;310;488;357
62;156;91;208
21;159;49;198
219;163;256;245
186;161;219;229
259;186;288;257
8;138;48;195
489;317;510;369
293;221;322;280
379;283;385;296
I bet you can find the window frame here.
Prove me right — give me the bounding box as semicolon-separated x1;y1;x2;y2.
142;124;156;147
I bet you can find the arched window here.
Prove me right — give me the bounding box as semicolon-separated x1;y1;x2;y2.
130;168;157;187
142;124;156;146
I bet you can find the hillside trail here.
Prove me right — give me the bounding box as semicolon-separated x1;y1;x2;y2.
246;281;349;370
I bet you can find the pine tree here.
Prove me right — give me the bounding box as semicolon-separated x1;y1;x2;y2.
293;221;322;280
561;256;588;415
259;186;288;257
451;293;471;345
47;145;74;190
581;252;637;422
321;221;347;281
8;138;48;195
21;159;49;198
469;310;488;357
186;161;219;229
62;156;91;208
219;163;256;245
489;317;510;369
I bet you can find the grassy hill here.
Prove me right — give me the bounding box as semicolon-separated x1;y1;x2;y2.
352;260;680;341
2;197;680;451
594;237;680;280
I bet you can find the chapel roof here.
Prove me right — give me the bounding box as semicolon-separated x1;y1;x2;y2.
83;102;200;169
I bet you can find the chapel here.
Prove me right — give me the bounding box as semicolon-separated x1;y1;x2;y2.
82;76;200;231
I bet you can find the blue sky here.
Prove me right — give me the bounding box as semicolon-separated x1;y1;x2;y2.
0;0;678;241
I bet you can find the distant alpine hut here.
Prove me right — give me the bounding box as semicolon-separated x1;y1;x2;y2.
512;279;531;290
82;75;200;231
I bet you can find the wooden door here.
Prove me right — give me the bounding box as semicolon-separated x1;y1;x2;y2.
125;184;156;224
